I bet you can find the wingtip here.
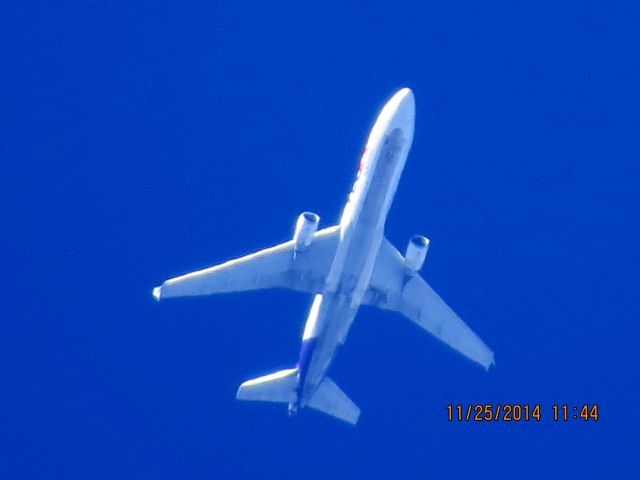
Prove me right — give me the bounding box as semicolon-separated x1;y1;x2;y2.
152;286;162;301
235;385;245;400
485;354;496;371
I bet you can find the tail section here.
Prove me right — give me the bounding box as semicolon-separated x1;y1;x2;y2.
307;377;360;425
236;369;360;425
236;368;298;403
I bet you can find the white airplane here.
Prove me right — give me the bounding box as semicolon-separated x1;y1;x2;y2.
152;88;494;424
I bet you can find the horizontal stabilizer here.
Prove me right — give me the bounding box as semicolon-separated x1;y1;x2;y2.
307;377;360;425
236;368;298;403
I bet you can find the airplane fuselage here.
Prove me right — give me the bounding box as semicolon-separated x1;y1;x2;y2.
295;89;416;409
154;87;493;424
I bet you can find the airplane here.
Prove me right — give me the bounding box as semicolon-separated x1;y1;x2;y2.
152;88;494;425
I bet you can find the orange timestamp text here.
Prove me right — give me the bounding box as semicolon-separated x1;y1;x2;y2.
446;404;599;422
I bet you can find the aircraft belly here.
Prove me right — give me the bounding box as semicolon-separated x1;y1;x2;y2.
296;112;415;408
358;129;404;227
299;128;411;404
326;128;406;291
300;292;357;404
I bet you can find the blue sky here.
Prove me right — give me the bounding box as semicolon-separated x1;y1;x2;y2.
3;1;639;478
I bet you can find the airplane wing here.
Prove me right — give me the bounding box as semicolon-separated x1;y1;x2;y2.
153;226;340;300
363;238;495;370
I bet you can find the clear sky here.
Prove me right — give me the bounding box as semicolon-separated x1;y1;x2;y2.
3;1;639;478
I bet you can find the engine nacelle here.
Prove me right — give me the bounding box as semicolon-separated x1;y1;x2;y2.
404;235;430;275
293;211;320;252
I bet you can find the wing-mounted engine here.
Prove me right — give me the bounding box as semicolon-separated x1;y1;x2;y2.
293;212;320;253
404;235;430;275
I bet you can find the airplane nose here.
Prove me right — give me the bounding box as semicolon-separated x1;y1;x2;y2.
369;87;416;144
396;87;414;102
395;87;415;119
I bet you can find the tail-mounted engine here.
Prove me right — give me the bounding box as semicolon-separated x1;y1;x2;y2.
404;235;430;275
293;212;320;253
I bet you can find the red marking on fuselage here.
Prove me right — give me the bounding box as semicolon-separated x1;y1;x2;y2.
358;146;368;171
